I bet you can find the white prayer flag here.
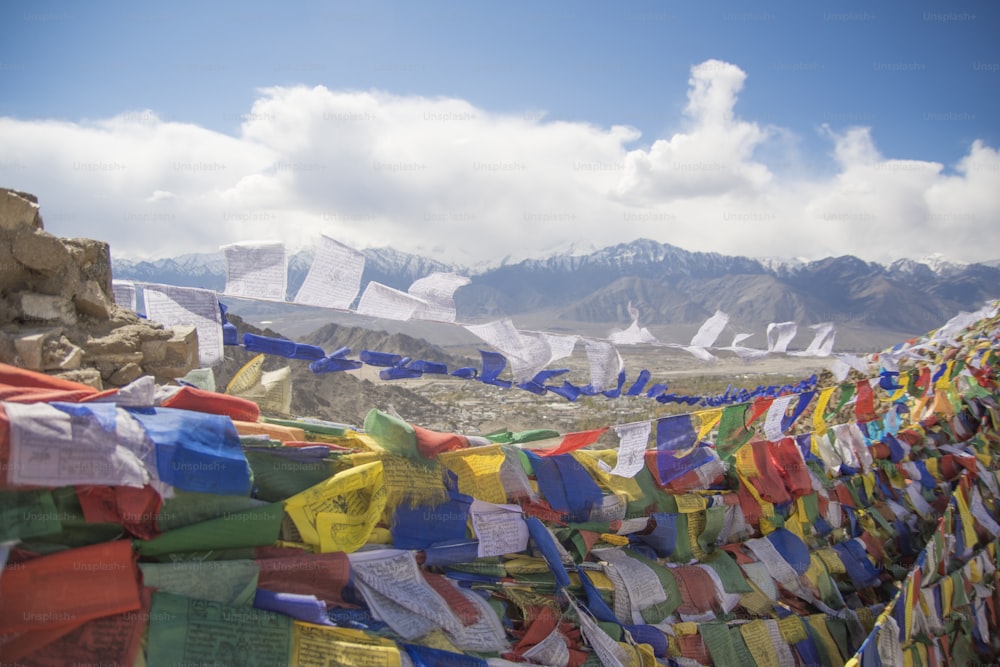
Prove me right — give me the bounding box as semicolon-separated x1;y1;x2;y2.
221;241;288;301
724;332;769;360
610;421;651;478
408;272;471;323
610;302;657;345
469;500;530;557
143;283;224;367
464;319;554;383
609;319;657;345
766;321;798;353
789;322;836;357
690;310;729;348
544;333;579;362
111;279;137;311
356;281;428;321
583;338;622;391
293;235;365;309
763;395;795;441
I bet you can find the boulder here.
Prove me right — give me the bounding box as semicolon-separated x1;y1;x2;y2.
0;188;42;231
11;228;71;273
20;293;77;325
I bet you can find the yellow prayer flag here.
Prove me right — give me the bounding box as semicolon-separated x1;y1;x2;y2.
284;461;387;553
740;619;781;667
695;409;723;441
674;494;707;513
291;622;401;667
777;615;809;644
814;387;835;435
439;446;508;505
573;451;644;502
953;487;978;550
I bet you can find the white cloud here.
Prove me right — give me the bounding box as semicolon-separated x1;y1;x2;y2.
0;60;997;265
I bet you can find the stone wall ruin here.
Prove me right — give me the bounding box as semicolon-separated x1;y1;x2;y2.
0;187;199;388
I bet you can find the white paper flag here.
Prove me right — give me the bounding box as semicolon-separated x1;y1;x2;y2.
408;272;471;323
583;339;622;391
790;322;836;357
221;241;288;301
356;281;428;321
690;310;729;348
464;319;554;383
766;321;798;353
610;421;652;478
143;283;224;367
293;235;365;309
111;280;137;311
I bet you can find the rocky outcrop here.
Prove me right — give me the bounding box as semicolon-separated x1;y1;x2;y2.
0;188;198;388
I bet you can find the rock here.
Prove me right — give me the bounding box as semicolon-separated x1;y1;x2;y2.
145;325;198;378
20;293;77;325
109;362;143;386
11;228;72;273
73;280;112;319
0;188;42;231
45;336;84;371
52;368;103;389
0;333;15;364
140;338;167;363
14;332;47;370
64;238;113;296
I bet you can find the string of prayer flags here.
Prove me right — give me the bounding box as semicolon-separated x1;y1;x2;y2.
3;303;1000;664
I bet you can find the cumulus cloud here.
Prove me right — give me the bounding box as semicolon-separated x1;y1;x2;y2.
0;59;997;265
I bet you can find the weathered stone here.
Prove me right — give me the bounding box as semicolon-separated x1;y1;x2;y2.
52;368;103;389
11;228;72;273
46;336;84;371
73;280;112;319
88;351;145;367
86;330;140;357
20;293;77;325
61;346;83;370
64;238;113;296
109;362;143;386
0;333;15;364
0;188;42;231
14;332;47;370
145;324;198;378
140;338;167;363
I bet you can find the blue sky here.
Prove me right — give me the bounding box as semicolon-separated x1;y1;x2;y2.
1;0;998;265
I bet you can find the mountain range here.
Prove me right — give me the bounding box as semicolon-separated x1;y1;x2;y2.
112;238;1000;347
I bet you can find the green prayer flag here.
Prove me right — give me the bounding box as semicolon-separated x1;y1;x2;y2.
146;592;292;667
157;490;266;532
716;404;755;460
244;450;339;503
0;489;62;541
698;506;726;555
140;560;260;606
137;501;284;558
701;622;741;667
364;408;432;467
